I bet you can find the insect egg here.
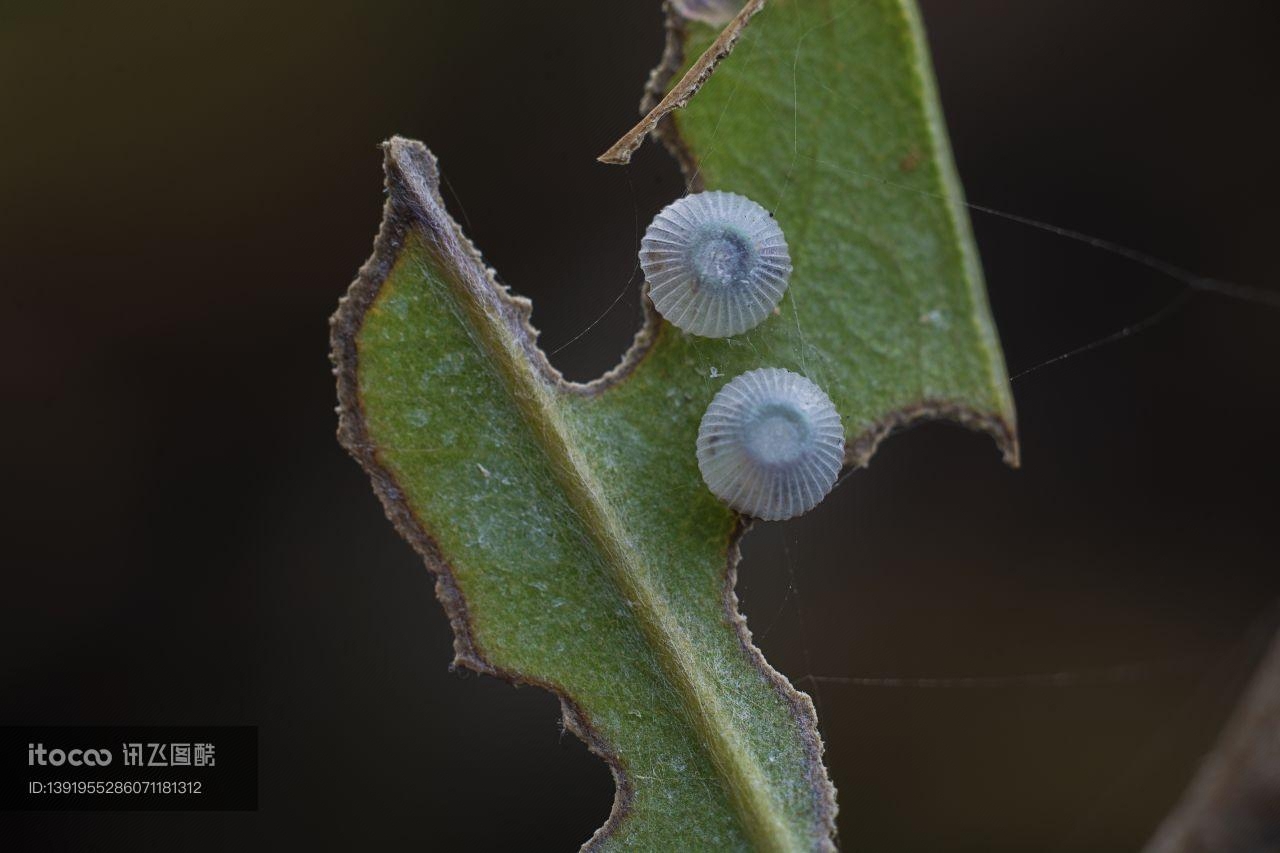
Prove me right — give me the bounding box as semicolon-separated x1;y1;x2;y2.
640;191;791;338
696;368;844;521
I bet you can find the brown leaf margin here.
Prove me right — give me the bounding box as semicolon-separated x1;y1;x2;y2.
330;140;642;849
330;5;1018;850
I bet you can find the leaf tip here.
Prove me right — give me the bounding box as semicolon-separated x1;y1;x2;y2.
598;0;766;166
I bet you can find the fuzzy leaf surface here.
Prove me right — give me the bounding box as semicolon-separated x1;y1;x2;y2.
331;2;1015;850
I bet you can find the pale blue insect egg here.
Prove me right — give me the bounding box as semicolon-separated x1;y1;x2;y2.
697;368;844;521
640;191;792;338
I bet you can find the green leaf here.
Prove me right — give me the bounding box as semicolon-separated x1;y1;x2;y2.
330;1;1016;850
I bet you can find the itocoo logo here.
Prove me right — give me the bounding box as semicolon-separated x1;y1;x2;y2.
28;743;113;766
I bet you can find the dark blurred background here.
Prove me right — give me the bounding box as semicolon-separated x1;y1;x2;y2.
2;1;1278;850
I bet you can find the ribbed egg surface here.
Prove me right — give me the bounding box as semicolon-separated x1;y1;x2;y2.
639;191;792;338
696;368;845;521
